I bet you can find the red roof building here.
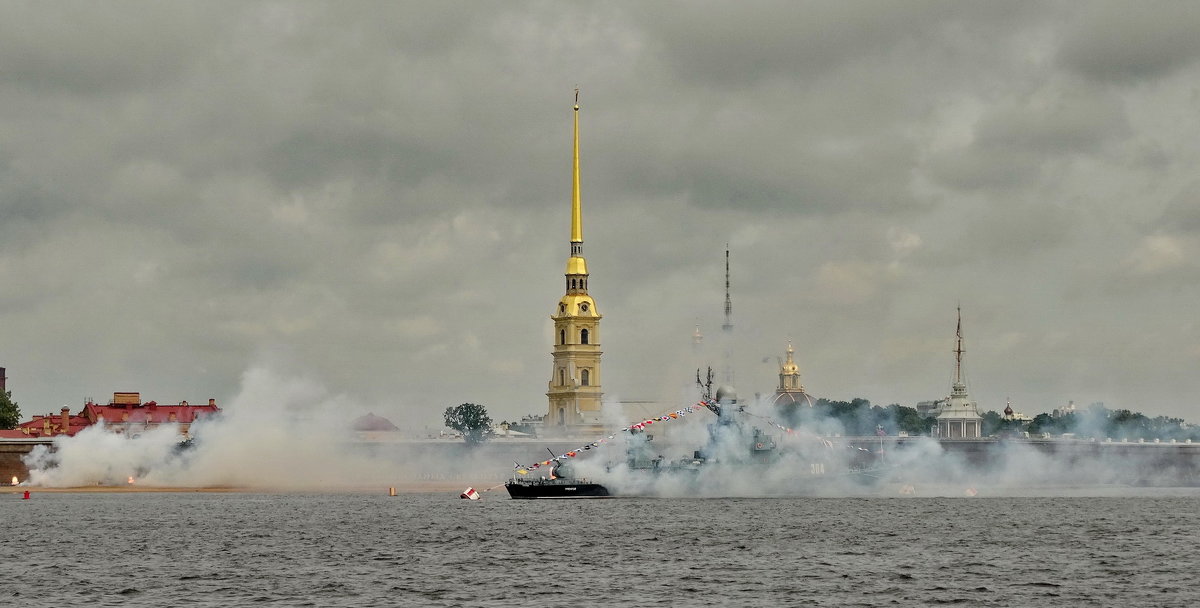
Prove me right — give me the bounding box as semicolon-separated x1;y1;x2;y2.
351;412;399;432
0;392;220;440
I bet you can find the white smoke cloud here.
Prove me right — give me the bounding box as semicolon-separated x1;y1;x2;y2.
22;364;1198;495
548;393;1199;498
24;421;186;487
24;365;424;489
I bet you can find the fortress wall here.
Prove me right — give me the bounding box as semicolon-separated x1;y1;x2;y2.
0;442;36;483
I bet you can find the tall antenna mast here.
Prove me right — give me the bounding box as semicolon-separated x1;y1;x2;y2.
721;245;734;384
723;245;732;332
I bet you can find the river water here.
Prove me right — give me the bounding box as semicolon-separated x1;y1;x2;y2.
3;489;1198;607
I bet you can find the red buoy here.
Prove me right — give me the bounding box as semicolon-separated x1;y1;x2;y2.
22;490;30;500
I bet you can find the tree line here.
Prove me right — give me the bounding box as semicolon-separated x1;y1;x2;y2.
1004;406;1200;442
448;398;1199;443
782;397;1200;441
779;398;934;437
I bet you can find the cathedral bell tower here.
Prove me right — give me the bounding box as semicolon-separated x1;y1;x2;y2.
547;90;603;432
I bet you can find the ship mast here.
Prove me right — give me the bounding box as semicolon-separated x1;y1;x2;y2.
721;245;734;384
954;305;964;385
723;246;732;333
950;305;968;399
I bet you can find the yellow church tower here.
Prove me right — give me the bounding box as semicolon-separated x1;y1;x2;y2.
547;90;604;432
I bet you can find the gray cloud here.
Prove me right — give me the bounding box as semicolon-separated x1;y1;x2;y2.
1;2;1199;430
925;84;1131;191
1157;183;1200;233
1056;2;1200;84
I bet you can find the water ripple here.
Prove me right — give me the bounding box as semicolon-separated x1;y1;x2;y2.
4;492;1200;606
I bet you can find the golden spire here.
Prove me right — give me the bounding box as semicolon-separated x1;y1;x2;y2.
565;87;587;276
571;87;582;245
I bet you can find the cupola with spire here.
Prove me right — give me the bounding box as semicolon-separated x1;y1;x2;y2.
772;341;813;407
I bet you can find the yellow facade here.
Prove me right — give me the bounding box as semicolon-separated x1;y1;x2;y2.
547;94;604;431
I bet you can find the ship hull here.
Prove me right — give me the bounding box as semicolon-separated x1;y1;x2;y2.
505;480;611;499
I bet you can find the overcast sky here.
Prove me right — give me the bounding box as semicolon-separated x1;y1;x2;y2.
3;1;1200;428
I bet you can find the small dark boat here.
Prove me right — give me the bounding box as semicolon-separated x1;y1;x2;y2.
505;460;611;499
505;476;610;499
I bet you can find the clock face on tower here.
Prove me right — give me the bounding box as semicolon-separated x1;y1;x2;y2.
580;302;589;313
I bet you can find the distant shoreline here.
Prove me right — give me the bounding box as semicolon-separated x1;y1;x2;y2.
0;481;495;494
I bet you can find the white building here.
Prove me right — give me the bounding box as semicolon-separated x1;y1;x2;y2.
934;308;982;439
